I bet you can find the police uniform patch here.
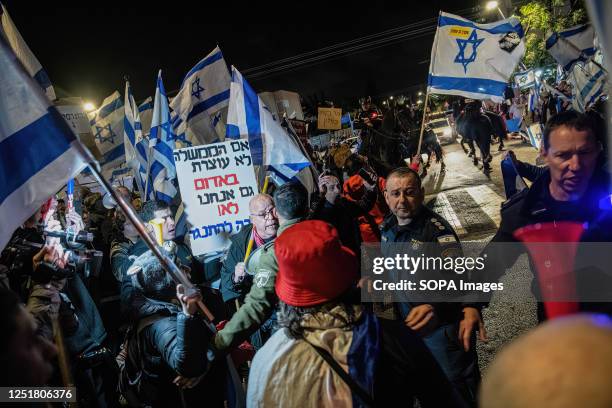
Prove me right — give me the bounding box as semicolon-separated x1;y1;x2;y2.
254;269;271;288
437;235;456;243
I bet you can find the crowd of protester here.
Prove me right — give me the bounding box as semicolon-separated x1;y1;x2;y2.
2;102;612;407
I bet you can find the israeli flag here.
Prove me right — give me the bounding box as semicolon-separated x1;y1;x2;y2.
514;69;536;90
149;70;177;203
138;96;153;137
226;66;311;182
546;24;595;71
428;11;525;102
170;46;231;144
123;81;148;194
0;3;56;101
88;91;125;177
0;34;87;250
568;61;607;112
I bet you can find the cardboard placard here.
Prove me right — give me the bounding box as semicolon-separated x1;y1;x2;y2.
173;140;259;255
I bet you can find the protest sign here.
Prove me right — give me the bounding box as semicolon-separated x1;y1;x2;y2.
317;107;342;130
174;139;258;255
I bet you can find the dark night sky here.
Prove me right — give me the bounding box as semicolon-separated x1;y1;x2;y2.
4;0;483;107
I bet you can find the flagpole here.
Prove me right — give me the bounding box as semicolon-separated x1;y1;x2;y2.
84;156;214;320
416;90;431;157
144;143;154;199
87;152;246;406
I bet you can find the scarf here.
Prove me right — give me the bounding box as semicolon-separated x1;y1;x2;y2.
252;227;266;248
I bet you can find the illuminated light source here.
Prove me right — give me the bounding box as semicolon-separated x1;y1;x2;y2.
83;102;96;112
600;195;612;210
389;96;394;100
418;91;423;96
485;1;499;10
370;112;378;119
417;100;423;104
382;101;387;105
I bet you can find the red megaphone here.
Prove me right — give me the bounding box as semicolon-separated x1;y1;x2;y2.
513;222;585;320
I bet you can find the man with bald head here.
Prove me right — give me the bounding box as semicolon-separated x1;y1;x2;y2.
380;167;483;406
220;194;279;314
480;314;612;408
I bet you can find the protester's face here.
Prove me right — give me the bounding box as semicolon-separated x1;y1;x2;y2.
249;198;278;240
154;208;176;240
132;198;142;211
5;307;57;386
384;174;424;224
542;126;600;200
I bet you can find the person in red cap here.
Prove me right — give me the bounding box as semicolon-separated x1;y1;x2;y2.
247;220;465;408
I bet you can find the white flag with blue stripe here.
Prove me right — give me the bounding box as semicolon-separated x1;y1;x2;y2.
170;46;231;145
149;70;177;203
0;34;87;250
568;61;607;112
514;69;536;90
0;3;56;101
428;12;525;102
546;24;595;72
138;96;153;137
89;91;125;177
226;66;310;182
123;81;148;194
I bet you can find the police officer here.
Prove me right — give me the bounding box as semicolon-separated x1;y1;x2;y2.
380;167;484;407
478;110;612;321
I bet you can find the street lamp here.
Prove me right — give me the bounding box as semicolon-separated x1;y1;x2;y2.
83;102;96;112
417;100;423;105
418;91;423;96
485;0;505;19
389;96;394;100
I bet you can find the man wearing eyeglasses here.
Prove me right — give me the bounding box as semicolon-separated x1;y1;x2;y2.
219;194;279;316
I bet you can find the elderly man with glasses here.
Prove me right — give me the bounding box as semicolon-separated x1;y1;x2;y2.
219;194;279;318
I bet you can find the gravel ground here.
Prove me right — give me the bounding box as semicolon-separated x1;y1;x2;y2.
476;252;538;373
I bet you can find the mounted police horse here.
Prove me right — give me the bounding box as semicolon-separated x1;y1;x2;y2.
358;105;445;177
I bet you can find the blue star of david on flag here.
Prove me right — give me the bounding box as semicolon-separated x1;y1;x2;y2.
174;132;192;146
94;123;116;144
191;77;205;100
455;30;484;73
211;111;222;127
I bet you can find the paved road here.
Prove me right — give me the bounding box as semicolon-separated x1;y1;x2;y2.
421;140;538;372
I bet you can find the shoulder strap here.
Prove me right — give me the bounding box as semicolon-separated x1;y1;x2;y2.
306;341;374;407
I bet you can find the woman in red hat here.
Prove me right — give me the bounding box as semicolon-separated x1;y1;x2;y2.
247;220;465;408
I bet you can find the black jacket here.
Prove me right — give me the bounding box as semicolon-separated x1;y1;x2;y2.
483;167;612;314
219;224;254;302
117;238;204;322
380;207;466;326
120;309;216;407
311;187;377;255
